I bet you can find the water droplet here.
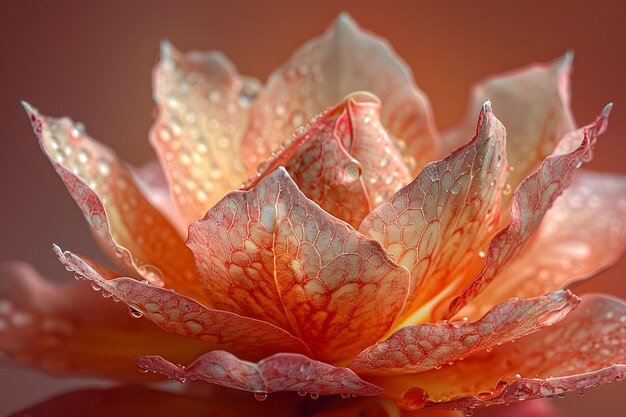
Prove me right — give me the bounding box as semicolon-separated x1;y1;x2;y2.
137;364;149;373
128;307;143;319
478;250;486;258
465;409;474;416
503;183;512;195
91;282;101;291
344;161;362;182
297;390;307;397
578;390;584;396
309;393;319;400
399;387;427;410
254;392;267;401
340;393;351;399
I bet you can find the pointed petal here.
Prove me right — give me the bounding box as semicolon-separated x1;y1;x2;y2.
188;168;410;362
55;247;311;361
349;291;579;375
243;93;411;227
373;295;625;410
442;53;575;196
450;106;611;317
23;103;203;301
359;103;507;323
460;171;626;319
137;350;383;396
241;14;437;174
150;42;261;224
0;262;208;380
8;386;303;417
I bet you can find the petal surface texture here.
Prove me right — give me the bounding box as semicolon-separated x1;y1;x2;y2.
241;14;437;175
450;106;611;316
0;262;208;380
373;295;625;410
443;53;575;197
359;103;507;323
23;103;204;301
55;247;311;361
243;93;412;227
188;168;410;362
137;351;383;396
348;291;579;375
151;42;261;224
460;170;626;319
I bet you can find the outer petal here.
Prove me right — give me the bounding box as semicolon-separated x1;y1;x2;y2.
0;262;208;380
241;13;437;175
460;170;626;319
55;247;311;361
138;351;383;397
243;93;411;227
373;295;625;410
188;168;410;362
449;106;611;317
442;52;575;197
348;291;579;375
150;42;261;224
8;386;302;417
23;103;204;301
359;103;507;323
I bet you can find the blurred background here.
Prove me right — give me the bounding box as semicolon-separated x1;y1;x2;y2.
0;0;624;415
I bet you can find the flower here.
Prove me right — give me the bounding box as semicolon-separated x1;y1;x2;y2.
3;13;625;417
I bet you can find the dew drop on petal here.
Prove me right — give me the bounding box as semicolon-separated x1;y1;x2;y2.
309;393;319;400
128;307;143;319
254;392;268;402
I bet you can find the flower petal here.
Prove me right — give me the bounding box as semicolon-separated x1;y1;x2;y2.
137;350;383;397
359;103;507;323
442;52;575;197
150;42;261;224
348;291;579;375
459;170;626;319
55;247;311;361
188;168;410;362
449;105;611;317
8;386;302;417
0;262;208;380
373;295;625;410
241;13;437;174
243;93;411;227
23;103;204;301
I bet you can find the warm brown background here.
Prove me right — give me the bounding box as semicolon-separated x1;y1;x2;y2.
1;0;624;415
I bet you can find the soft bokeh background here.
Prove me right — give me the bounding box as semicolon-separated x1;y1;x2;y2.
0;0;624;415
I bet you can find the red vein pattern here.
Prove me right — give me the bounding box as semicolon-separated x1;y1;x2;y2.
243;93;411;227
23;103;204;301
55;247;310;361
150;42;262;225
188;168;410;362
359;103;507;323
240;14;437;176
348;291;579;375
137;351;384;396
450;105;612;316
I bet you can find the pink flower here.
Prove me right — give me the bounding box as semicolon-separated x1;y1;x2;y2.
3;13;625;417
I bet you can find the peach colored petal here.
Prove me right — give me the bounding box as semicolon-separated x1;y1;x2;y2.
129;158;187;236
459;170;626;319
348;291;579;375
23;103;204;301
373;295;625;410
150;41;262;225
241;14;437;175
0;262;208;380
8;386;303;417
471;400;560;417
55;246;311;361
137;350;383;397
449;106;611;317
243;93;411;227
442;52;575;199
188;168;410;362
359;103;507;323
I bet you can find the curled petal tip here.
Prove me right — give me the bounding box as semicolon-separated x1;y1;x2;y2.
602;103;613;116
159;39;175;58
345;90;382;106
21;100;37;117
563;49;575;66
336;12;357;29
482;100;492;112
